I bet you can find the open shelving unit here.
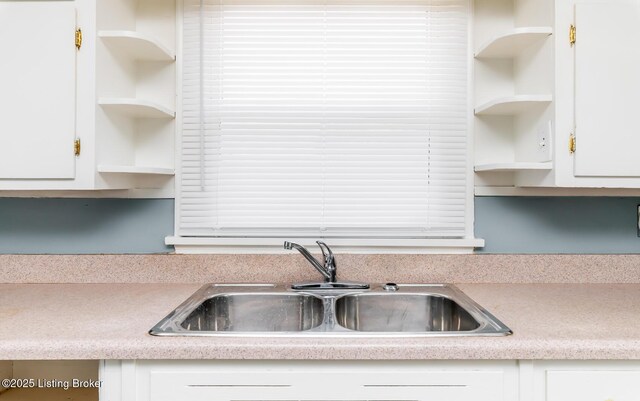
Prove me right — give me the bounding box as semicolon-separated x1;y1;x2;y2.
95;0;177;190
473;0;555;192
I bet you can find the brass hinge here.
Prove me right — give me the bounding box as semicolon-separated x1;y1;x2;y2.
569;134;576;154
74;138;81;156
570;24;576;47
75;28;82;50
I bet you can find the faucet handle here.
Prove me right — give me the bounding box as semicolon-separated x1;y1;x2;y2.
316;241;335;271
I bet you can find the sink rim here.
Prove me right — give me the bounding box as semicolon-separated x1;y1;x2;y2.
149;283;512;337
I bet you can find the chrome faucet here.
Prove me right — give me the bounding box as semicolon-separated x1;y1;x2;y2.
284;241;337;283
284;241;369;290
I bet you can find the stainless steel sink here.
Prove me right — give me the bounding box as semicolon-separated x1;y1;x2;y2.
335;293;480;332
180;293;324;332
150;284;511;337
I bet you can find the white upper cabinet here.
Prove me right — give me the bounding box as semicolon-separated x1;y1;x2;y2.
3;0;640;195
475;0;640;194
0;1;77;180
573;2;640;178
0;0;176;197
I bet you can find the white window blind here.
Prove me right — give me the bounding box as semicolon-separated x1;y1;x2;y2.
180;0;469;238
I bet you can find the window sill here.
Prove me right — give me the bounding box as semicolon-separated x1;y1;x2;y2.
165;237;484;254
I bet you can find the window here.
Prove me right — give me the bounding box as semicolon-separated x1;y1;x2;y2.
173;0;477;250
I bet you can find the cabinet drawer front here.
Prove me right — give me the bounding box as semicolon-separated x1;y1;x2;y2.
547;371;640;401
149;370;504;401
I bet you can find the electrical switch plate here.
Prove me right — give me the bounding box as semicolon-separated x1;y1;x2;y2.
536;120;553;161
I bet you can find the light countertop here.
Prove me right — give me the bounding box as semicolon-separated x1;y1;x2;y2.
1;283;639;360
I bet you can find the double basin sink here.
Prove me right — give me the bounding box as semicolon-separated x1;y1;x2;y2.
150;284;512;336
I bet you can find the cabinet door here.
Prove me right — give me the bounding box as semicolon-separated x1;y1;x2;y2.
0;1;77;179
148;370;504;401
573;1;640;177
547;371;640;401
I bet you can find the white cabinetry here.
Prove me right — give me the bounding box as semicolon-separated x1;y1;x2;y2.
100;361;518;401
547;371;640;401
100;360;640;401
531;362;640;401
572;2;640;178
475;0;640;194
554;0;640;190
0;1;78;180
0;0;176;196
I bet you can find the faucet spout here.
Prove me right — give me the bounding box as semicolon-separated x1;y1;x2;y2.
284;241;332;282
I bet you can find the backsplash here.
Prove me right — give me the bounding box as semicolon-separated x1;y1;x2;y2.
2;254;640;283
0;197;639;254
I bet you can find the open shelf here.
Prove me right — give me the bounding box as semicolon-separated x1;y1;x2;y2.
99;98;175;119
99;30;175;61
475;95;552;116
475;162;553;172
475;27;553;58
97;165;175;175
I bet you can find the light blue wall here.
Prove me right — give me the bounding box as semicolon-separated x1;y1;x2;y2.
475;197;640;254
1;197;639;254
0;198;173;254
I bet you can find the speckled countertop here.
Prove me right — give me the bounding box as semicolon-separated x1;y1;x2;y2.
1;282;639;360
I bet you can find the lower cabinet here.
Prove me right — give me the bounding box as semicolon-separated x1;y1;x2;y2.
544;367;640;401
99;360;640;401
151;368;503;401
100;361;518;401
